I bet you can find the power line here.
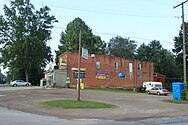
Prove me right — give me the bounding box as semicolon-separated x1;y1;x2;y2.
1;0;180;20
173;0;188;94
53;26;174;44
40;4;175;19
145;0;172;6
1;0;176;44
26;0;177;20
1;0;182;19
94;31;173;43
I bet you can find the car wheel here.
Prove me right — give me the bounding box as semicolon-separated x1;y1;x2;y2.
13;84;17;87
25;84;29;86
157;92;160;96
148;91;150;94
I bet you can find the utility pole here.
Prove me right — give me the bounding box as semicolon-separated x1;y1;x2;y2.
77;30;81;101
173;0;188;100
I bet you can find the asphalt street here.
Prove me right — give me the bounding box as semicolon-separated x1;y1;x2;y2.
0;107;188;125
0;86;188;125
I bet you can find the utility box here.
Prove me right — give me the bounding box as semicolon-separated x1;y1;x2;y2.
52;69;67;88
172;82;184;100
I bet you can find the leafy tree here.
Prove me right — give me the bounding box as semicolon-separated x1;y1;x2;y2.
136;40;162;62
55;17;106;64
0;71;6;84
172;22;188;80
136;40;181;84
106;36;137;58
0;0;57;84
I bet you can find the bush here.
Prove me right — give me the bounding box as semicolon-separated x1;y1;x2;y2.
181;89;187;100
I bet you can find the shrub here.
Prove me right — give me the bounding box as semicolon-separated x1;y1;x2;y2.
181;89;187;100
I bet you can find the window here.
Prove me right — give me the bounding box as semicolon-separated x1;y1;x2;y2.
138;64;141;71
114;62;118;70
137;63;142;79
96;61;100;69
129;63;132;73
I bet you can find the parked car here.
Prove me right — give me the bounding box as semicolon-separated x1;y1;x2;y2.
148;87;169;96
10;80;31;87
143;82;162;92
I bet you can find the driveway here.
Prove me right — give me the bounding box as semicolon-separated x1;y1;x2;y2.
0;87;187;121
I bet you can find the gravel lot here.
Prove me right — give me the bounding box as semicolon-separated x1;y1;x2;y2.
0;87;187;121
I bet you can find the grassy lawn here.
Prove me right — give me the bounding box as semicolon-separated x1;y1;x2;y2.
163;100;188;104
0;83;10;87
84;87;143;93
41;100;117;109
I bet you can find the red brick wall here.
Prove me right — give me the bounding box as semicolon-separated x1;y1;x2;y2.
59;52;154;89
153;73;165;87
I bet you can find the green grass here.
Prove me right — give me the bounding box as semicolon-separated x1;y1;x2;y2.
84;88;141;93
163;100;188;104
41;100;117;109
0;83;10;87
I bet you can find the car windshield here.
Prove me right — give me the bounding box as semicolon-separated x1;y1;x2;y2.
159;87;165;90
16;80;24;82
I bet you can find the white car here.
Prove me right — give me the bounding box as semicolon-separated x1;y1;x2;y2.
10;80;31;87
148;87;169;96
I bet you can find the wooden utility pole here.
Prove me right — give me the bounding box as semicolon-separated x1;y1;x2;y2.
77;30;81;101
173;0;188;99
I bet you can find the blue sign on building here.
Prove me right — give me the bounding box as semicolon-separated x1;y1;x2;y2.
118;72;125;78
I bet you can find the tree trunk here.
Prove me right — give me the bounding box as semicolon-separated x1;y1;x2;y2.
25;68;29;82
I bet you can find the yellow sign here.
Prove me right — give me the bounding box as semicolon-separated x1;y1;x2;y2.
96;75;106;80
96;72;107;80
71;68;86;71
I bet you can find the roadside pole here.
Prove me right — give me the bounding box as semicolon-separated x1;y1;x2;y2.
173;0;188;100
77;30;81;101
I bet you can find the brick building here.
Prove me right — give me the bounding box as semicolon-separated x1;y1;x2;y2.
58;52;154;89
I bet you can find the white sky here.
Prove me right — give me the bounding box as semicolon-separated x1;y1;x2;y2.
0;0;188;73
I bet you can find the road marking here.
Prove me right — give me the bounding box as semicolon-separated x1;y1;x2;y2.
0;95;6;97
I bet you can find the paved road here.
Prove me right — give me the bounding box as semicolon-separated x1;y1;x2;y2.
0;86;43;91
0;107;188;125
0;86;188;124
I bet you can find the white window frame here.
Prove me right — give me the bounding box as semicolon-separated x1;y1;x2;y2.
96;61;100;70
114;62;118;70
138;64;141;71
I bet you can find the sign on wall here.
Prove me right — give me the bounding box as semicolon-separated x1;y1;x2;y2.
82;48;88;60
96;72;107;80
73;72;85;78
59;58;67;69
118;72;125;78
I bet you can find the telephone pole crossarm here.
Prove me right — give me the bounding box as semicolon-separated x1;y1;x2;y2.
173;0;188;9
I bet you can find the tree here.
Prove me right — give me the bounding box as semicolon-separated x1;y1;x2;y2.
0;0;57;84
0;72;6;84
55;17;106;64
106;36;137;58
136;40;181;84
172;22;188;80
136;40;162;62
